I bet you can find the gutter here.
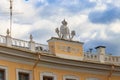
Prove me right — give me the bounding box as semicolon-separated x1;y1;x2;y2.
108;64;115;80
33;52;41;80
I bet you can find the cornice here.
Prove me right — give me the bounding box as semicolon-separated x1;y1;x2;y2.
0;44;35;54
47;37;84;45
39;54;120;76
0;45;37;61
40;53;120;67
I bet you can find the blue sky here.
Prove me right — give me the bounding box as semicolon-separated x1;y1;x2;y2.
0;0;120;55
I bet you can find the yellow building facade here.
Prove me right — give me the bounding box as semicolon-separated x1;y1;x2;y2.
0;20;120;80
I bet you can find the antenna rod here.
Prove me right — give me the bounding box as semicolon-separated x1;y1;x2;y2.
10;0;13;36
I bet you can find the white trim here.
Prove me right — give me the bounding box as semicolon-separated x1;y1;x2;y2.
40;72;57;80
86;77;100;80
63;75;79;80
0;65;8;80
48;38;83;46
56;53;83;60
16;69;32;80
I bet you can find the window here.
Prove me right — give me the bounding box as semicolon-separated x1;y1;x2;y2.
0;69;5;80
43;76;53;80
40;72;57;80
19;72;29;80
16;69;32;80
0;66;8;80
63;75;79;80
66;79;76;80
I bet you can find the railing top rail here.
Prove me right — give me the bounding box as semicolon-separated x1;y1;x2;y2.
12;37;29;42
0;34;6;37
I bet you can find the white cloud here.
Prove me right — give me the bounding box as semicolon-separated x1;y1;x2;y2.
111;0;120;7
91;0;107;11
109;20;120;33
12;23;32;39
13;0;36;20
33;19;56;30
68;14;88;28
0;20;9;35
61;0;79;6
0;0;9;12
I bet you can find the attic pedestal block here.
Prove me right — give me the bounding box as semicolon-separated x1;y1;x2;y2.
48;37;84;60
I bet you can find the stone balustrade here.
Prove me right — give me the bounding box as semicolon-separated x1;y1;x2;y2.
0;34;49;53
84;52;120;65
0;35;6;44
12;38;29;48
104;56;120;64
84;53;99;61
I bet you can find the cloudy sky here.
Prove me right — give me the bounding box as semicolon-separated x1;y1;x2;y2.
0;0;120;55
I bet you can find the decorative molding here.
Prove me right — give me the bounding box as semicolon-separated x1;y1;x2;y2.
38;62;109;76
86;77;100;80
63;75;79;80
58;46;80;53
48;37;84;45
0;65;8;80
0;46;35;60
56;53;83;60
16;69;32;80
0;52;35;66
40;72;57;80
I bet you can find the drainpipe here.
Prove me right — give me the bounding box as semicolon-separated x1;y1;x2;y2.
33;52;41;80
108;65;115;80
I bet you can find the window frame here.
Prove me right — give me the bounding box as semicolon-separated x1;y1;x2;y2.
63;75;79;80
40;72;57;80
16;69;32;80
0;65;8;80
86;77;100;80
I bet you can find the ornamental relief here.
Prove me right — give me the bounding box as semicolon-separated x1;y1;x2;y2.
58;46;80;53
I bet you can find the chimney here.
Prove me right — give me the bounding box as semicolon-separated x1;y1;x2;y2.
95;46;106;55
95;46;106;63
